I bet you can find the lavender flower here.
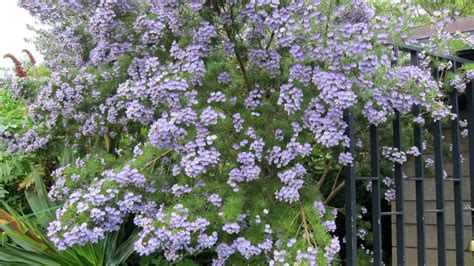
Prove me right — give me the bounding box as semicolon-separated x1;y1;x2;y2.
217;72;231;85
222;222;241;234
324;237;340;263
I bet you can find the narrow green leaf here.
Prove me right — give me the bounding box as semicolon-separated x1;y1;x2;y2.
24;174;55;227
109;230;140;265
0;228;47;253
105;231;119;264
0;246;61;265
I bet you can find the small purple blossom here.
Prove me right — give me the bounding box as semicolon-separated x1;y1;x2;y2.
217;72;231;85
222;222;241;234
338;152;354;166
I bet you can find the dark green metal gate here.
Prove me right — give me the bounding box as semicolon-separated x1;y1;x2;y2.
344;44;474;266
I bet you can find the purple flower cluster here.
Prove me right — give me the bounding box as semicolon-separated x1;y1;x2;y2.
217;72;231;85
382;146;407;164
324;220;337;232
314;200;326;217
295;247;318;265
171;184;192;197
249;49;281;78
178;144;220;178
11;129;50;153
222;222;241;234
200;106;224;126
207;91;226;103
383;176;396;201
313;71;356;109
467;70;474;80
275;164;306;203
267;139;312;168
47;165;156;250
244;86;263;110
277;83;303;115
134;204;217;261
289;64;312;86
228;152;261;191
324;237;341;263
207;194;222;207
460;119;468;138
232;113;244;133
289;45;305;62
338;152;354;166
148;116;186;149
451;75;466;93
406;146;421;157
223;41;234;56
213;236;272;265
111;165;148;188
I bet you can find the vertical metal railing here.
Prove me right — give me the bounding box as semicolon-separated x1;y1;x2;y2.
370;124;382;266
449;62;465;266
393;110;405;265
432;68;447;265
410;50;426;266
344;108;357;266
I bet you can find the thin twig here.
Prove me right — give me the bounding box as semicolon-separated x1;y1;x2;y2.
300;205;314;247
324;181;345;205
331;167;343;192
265;31;274;51
144;150;173;168
214;0;249;89
316;161;331;189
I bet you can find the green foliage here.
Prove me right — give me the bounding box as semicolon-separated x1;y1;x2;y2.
0;185;7;200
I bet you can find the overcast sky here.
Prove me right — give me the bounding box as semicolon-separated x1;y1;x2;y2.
0;1;42;69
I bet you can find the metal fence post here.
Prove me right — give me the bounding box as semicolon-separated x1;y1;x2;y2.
467;81;474;258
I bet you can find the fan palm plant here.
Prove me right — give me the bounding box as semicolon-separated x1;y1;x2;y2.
0;173;138;265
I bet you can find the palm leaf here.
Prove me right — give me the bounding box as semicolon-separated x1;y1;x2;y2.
0;245;61;265
109;230;140;265
24;170;55;227
104;230;119;264
0;229;47;252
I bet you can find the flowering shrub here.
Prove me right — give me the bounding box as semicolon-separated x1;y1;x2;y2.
2;0;473;265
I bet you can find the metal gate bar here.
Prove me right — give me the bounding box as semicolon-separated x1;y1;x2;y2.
370;124;382;266
344;108;357;265
393;110;405;265
410;50;426;266
449;62;464;266
433;105;447;265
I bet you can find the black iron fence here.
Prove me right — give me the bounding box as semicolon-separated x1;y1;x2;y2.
343;44;474;265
